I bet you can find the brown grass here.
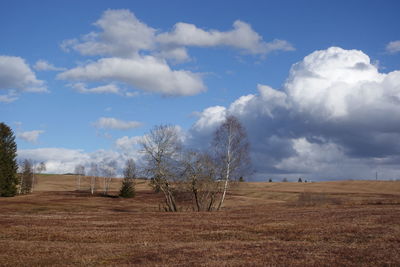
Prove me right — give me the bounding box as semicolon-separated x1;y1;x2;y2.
0;175;399;266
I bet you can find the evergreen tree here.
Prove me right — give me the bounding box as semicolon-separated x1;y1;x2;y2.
119;159;136;198
119;177;135;198
0;123;18;197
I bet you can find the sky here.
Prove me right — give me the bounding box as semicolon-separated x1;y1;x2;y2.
1;0;400;180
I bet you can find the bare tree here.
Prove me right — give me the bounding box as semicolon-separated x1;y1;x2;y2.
181;150;219;211
140;125;182;212
119;158;137;198
213;115;250;210
19;159;33;194
101;160;117;195
37;161;46;174
30;161;46;193
30;160;37;193
74;164;85;190
89;163;98;195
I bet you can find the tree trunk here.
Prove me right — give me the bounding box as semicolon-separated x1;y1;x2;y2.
90;176;96;195
30;172;35;193
207;192;216;211
217;127;232;211
18;174;23;194
217;176;229;211
193;188;201;211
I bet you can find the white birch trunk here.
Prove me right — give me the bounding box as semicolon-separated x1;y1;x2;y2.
217;125;232;210
31;171;35;193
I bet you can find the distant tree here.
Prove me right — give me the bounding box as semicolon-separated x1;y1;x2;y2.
29;161;46;193
89;163;98;195
140;125;182;212
304;179;308;183
119;159;136;198
100;160;117;195
19;159;33;194
74;164;85;190
282;178;288;182
268;178;273;183
239;176;245;182
0;123;18;197
212;115;250;210
37;162;46;174
298;178;302;183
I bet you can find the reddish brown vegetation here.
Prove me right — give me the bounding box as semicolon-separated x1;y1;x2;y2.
0;176;399;266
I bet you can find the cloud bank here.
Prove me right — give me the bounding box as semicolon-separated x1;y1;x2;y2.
189;47;400;180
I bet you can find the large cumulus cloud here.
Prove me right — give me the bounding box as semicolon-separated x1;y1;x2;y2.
190;47;400;180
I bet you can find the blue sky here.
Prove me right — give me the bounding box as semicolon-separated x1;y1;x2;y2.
1;0;400;180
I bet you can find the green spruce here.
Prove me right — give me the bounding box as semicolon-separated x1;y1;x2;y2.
119;159;136;198
0;123;18;197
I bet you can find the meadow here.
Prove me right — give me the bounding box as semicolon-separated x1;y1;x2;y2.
0;175;399;266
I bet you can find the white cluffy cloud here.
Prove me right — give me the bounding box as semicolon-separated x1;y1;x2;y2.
0;55;47;102
18;130;45;143
157;20;294;55
58;56;206;96
190;47;400;180
59;9;293;96
386;40;400;54
93;117;142;130
61;9;155;57
34;60;66;71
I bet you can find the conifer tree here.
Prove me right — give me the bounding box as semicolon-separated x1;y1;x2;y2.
0;123;18;197
119;159;136;198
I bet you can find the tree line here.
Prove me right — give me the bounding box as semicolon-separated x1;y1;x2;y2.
0;116;250;212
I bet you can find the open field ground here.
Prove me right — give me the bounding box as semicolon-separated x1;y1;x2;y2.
1;175;400;266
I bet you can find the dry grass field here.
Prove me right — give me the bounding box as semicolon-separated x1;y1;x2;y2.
1;175;400;266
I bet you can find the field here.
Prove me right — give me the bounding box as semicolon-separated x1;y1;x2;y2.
1;175;400;266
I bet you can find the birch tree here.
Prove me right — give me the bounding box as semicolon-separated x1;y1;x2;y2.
213;115;250;210
89;163;98;195
37;162;46;174
101;160;117;195
74;164;85;191
140;125;181;212
30;160;37;193
30;161;46;193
